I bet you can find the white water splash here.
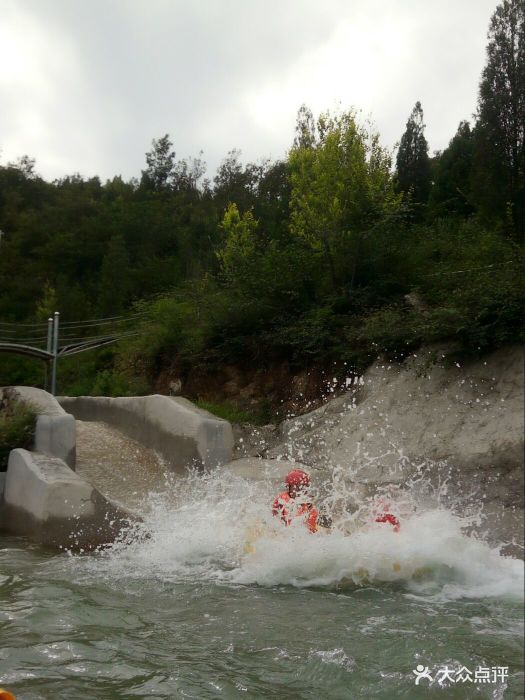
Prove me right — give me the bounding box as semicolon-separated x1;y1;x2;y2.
89;468;524;601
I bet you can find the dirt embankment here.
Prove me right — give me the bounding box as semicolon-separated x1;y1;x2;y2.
154;360;358;419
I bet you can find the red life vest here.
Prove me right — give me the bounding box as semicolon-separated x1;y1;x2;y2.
375;512;400;532
272;491;319;533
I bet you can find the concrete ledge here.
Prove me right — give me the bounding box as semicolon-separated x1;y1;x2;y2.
4;386;76;469
59;394;233;471
0;448;134;550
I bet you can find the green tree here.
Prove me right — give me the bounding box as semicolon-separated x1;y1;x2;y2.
253;160;291;243
396;101;431;209
430;121;475;218
98;234;131;315
289;110;400;294
473;0;524;239
217;203;258;285
293;104;317;149
213;150;257;213
7;155;37;179
141;134;176;191
171;153;207;193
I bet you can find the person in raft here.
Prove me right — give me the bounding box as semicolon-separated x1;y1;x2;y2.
272;469;320;533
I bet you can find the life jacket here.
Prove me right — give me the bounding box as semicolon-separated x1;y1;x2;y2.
272;491;318;533
375;512;400;532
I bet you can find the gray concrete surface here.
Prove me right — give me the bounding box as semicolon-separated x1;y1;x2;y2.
1;448;134;549
59;394;233;471
4;386;76;468
75;420;168;512
220;457;312;484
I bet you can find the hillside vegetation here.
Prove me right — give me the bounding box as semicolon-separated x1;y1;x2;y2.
0;0;523;401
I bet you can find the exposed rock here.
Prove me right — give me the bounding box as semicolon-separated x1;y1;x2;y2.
168;378;182;395
271;346;523;481
181;361;336;416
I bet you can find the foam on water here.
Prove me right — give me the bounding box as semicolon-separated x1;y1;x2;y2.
88;468;524;601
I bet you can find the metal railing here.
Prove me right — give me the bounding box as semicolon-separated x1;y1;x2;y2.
0;311;146;394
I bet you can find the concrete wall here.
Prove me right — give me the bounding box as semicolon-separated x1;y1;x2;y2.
0;449;133;549
3;386;76;469
59;394;233;471
0;389;233;549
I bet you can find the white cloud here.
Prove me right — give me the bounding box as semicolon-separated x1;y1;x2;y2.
0;0;500;180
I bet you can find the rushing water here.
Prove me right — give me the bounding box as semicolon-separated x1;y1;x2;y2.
1;469;523;699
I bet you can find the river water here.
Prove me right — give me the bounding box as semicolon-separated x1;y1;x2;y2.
1;467;523;699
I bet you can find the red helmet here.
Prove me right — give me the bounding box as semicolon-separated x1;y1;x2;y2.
285;469;310;487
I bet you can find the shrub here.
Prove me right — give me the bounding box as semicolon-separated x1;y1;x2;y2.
195;399;274;425
0;400;37;471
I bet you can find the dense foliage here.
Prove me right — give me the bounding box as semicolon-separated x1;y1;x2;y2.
0;0;523;396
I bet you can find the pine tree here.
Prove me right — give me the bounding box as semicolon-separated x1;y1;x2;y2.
473;0;524;240
396;101;431;209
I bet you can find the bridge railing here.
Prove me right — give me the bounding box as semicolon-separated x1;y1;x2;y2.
0;311;147;394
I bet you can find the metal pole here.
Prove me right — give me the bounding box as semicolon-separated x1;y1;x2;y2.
51;311;59;395
47;317;53;354
45;317;53;391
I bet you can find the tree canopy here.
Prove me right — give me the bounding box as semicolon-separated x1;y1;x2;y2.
473;0;524;239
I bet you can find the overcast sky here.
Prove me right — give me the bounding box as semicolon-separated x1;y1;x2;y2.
1;0;499;183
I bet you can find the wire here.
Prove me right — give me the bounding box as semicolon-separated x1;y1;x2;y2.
58;329;140;344
58;332;141;355
60;312;149;327
0;321;49;328
0;336;49;343
57;319;139;330
58;330;140;347
0;311;147;357
0;311;149;330
425;260;518;277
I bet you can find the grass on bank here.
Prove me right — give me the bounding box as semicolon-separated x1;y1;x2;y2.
195;399;275;425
